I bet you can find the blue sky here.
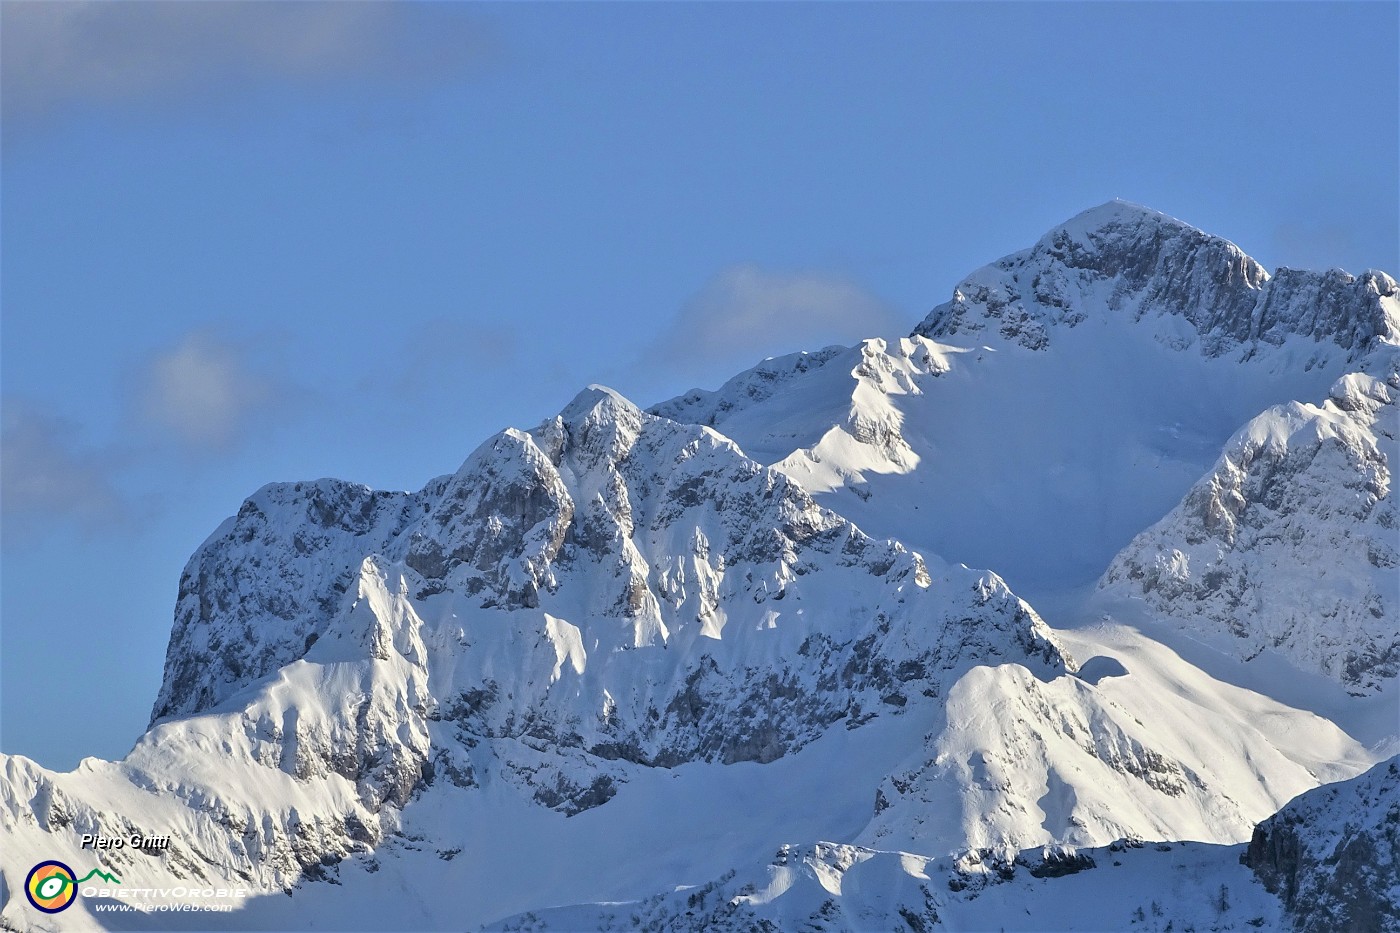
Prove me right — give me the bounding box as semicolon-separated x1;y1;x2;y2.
3;1;1397;770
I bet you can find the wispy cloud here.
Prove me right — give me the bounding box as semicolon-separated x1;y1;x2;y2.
369;317;522;400
0;401;129;538
3;329;305;543
1;1;491;125
135;331;284;453
650;264;905;380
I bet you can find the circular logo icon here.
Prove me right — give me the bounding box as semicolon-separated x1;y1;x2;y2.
25;861;78;913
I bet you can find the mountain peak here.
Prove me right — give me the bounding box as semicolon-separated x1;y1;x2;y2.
540;384;649;470
559;384;638;425
1043;199;1199;247
6;198;1395;933
914;202;1393;359
1027;199;1259;281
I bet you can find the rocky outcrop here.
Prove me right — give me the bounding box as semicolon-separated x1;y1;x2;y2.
1101;367;1399;692
153;480;419;723
1245;756;1400;933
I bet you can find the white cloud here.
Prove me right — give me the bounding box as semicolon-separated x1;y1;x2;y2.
0;331;294;542
1;1;490;123
0;401;128;536
136;332;276;452
652;264;906;375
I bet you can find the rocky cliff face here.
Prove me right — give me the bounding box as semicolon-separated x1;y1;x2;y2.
1101;365;1399;693
152;480;420;722
1246;755;1400;933
913;200;1400;361
154;386;1072;794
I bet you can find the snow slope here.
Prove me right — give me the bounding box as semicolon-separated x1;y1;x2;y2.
486;839;1285;933
490;756;1400;933
651;320;1371;603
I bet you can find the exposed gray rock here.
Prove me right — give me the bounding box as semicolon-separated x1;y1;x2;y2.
1101;367;1399;692
149;385;1070;818
1245;756;1400;933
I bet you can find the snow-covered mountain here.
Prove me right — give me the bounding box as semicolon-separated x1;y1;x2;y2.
152;385;1068;776
1101;367;1398;693
911;200;1397;360
1;202;1395;932
655;201;1400;691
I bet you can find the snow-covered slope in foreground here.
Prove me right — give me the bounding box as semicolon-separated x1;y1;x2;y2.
0;637;1374;931
490;755;1400;933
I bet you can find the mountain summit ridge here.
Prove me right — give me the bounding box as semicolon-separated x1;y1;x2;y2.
914;198;1399;359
